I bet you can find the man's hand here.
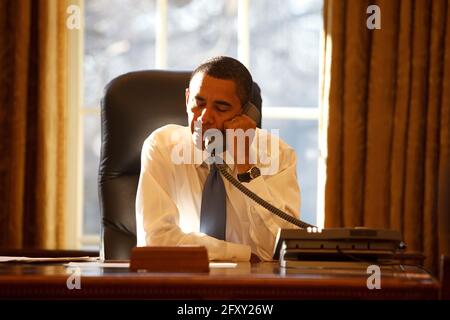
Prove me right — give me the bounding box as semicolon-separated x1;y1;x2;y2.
223;114;257;173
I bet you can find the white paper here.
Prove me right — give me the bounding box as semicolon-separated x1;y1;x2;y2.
0;257;238;269
0;256;99;263
64;261;238;269
209;262;237;268
65;261;130;268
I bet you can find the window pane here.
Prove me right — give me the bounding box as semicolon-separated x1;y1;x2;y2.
84;0;157;236
167;0;237;69
250;0;323;107
84;0;156;108
262;119;318;225
83;114;101;235
82;0;322;239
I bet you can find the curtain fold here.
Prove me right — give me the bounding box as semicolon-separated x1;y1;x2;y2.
322;0;450;275
438;0;450;261
0;0;69;249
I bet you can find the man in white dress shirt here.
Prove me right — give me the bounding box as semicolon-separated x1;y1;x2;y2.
136;56;301;261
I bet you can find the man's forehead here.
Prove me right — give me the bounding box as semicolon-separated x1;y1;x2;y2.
189;72;236;94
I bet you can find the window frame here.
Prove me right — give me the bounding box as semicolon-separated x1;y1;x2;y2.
67;0;85;249
76;0;323;249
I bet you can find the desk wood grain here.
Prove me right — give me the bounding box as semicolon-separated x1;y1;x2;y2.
0;262;439;299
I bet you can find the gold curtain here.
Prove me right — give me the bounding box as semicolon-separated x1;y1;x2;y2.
321;0;450;275
0;0;70;249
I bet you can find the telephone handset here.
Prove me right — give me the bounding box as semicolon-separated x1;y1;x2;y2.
242;101;261;125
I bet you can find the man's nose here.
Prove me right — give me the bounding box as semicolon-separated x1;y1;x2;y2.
199;106;214;124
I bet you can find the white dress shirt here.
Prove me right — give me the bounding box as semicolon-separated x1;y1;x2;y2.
135;124;301;261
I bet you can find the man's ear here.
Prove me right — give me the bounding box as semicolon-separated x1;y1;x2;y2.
185;88;190;107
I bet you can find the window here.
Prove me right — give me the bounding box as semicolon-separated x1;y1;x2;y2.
249;0;322;225
81;0;323;249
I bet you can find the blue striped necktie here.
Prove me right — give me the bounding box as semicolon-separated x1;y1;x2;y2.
199;162;226;240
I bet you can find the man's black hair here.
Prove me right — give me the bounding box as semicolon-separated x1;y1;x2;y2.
190;56;253;106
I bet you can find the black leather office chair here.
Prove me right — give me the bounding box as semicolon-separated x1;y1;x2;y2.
98;70;263;260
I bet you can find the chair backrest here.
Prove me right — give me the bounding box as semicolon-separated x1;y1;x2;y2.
99;70;262;260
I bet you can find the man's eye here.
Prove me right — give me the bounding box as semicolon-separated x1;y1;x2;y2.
216;105;229;112
192;103;205;111
194;101;206;108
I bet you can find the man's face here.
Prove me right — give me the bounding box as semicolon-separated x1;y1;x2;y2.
186;72;242;149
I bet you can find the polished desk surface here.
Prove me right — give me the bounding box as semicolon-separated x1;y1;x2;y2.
0;261;439;299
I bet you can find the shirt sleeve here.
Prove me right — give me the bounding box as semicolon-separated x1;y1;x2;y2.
241;147;302;261
136;132;251;262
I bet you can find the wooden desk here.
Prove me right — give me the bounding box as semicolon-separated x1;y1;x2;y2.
0;261;439;299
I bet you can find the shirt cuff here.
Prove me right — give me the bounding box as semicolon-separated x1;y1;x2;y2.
225;242;251;261
243;176;280;220
245;175;269;195
243;176;288;235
